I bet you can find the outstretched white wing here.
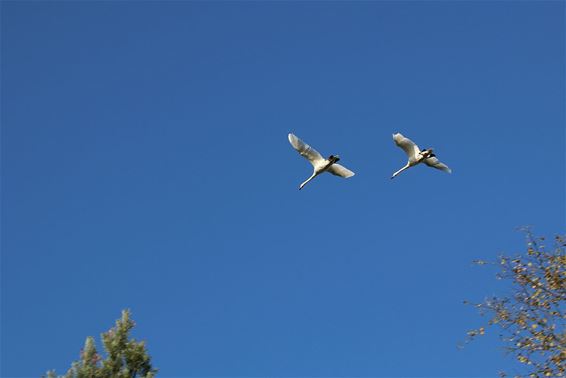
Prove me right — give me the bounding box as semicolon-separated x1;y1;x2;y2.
288;133;325;166
327;163;355;178
424;156;452;173
393;133;420;160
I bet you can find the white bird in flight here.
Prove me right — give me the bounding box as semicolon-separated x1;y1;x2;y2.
288;133;355;190
391;133;452;179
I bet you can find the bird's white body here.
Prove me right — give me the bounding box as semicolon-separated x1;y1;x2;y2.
288;133;355;190
391;133;452;179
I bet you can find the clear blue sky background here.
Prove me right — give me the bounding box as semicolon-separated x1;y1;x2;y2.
1;1;564;377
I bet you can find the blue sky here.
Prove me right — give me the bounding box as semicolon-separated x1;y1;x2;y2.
1;1;564;377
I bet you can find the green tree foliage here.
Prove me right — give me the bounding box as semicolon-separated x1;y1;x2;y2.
45;309;157;378
465;232;565;377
